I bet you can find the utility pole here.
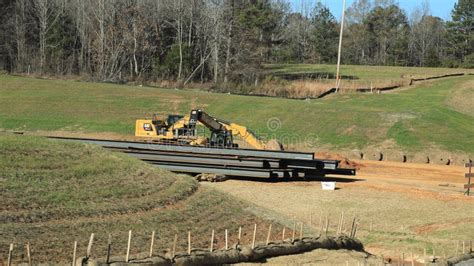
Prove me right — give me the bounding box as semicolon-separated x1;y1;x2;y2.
335;0;346;93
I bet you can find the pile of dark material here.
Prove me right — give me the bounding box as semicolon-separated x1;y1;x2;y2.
82;235;364;266
49;137;356;180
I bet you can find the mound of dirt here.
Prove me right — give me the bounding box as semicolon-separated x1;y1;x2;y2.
265;139;284;150
315;152;364;170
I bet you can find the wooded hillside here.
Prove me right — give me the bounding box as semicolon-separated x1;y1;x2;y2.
0;0;472;84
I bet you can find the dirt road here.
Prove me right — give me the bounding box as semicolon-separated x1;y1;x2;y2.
204;160;474;263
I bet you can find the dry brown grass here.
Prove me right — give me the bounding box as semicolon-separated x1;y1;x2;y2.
446;78;474;116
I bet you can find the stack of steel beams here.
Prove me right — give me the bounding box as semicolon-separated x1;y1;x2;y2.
49;137;356;179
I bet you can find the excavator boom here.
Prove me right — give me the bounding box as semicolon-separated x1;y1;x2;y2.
135;109;279;150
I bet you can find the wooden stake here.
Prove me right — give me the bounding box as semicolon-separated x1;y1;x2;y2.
252;224;257;249
26;242;31;266
210;230;215;252
187;231;191;254
149;231;155;257
299;223;303;239
401;252;404;266
337;212;343;234
72;241;77;266
172;234;177;258
8;244;13;266
282;227;286;241
106;234;112;263
87;233;94;258
292;222;296;242
126;230;132;262
325;216;330;235
225;229;228;250
350;217;356;238
411;252;415;266
238;226;242;244
352;222;359;238
470;240;472;253
266;224;272;245
456;240;459;256
319;218;324;237
463;241;466;254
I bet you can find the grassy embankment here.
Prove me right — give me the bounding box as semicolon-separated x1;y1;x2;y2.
257;64;474;97
0;74;473;156
0;135;275;263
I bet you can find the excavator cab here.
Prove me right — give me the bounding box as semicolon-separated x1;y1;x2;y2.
210;130;235;148
135;113;197;140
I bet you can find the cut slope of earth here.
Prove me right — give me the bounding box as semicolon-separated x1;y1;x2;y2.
0;135;275;263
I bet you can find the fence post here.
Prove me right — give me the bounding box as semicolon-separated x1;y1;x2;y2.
106;234;112;263
210;230;215;252
225;229;228;250
252;224;257;249
238;226;242;244
8;243;13;266
325;216;330;235
282;227;286;241
350;217;356;238
266;224;272;245
72;241;77;266
456;240;459;257
172;234;178;258
149;231;155;257
126;230;132;262
292;222;296;242
26;242;32;266
299;223;303;239
86;233;94;258
188;231;191;255
465;163;473;196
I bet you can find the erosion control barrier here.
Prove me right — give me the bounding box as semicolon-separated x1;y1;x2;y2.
446;252;474;266
81;235;363;266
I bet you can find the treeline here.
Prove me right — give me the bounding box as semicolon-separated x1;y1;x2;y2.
0;0;472;84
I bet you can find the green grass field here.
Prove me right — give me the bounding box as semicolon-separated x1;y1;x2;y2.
0;135;275;263
0;73;473;155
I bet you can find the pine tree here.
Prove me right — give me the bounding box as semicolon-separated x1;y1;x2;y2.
446;0;474;67
310;3;338;64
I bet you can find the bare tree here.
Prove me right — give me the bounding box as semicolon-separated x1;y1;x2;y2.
31;0;62;73
14;0;28;72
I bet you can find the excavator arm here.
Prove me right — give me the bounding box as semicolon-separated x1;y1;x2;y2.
223;123;266;150
191;109;267;150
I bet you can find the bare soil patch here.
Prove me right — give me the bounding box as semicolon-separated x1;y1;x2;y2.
205;160;474;261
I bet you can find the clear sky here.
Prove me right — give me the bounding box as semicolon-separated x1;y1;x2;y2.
289;0;458;21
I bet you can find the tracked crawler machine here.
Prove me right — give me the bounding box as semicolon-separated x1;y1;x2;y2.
135;109;281;150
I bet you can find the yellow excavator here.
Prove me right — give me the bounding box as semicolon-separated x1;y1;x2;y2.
135;109;281;150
